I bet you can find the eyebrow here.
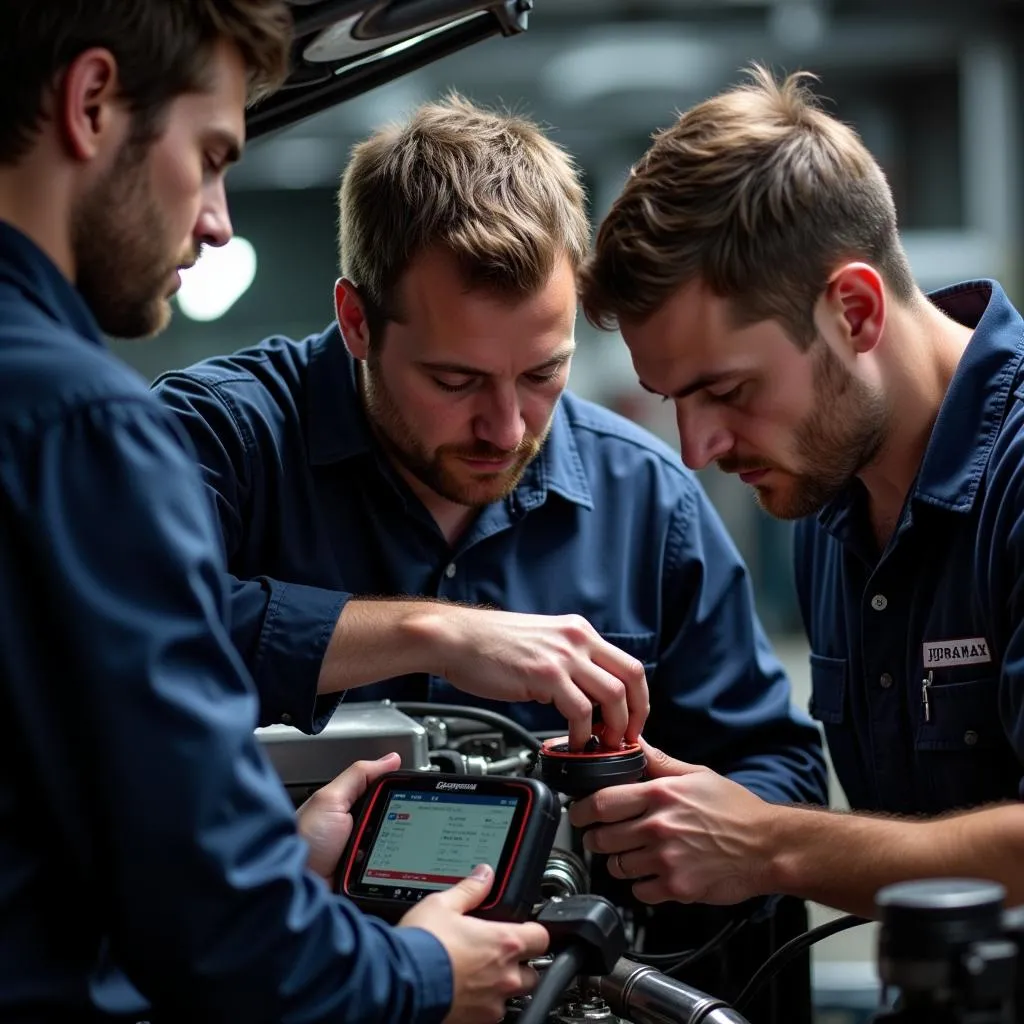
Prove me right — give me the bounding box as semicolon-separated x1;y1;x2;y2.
418;346;576;378
638;372;734;400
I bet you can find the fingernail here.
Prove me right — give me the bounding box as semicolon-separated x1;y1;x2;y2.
470;863;491;880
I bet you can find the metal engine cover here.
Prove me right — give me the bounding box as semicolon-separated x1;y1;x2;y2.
256;701;431;804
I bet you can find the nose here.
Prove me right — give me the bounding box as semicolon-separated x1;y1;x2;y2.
473;383;526;452
675;401;733;470
194;178;233;250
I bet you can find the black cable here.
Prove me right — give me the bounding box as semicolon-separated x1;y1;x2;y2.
516;946;589;1024
668;916;748;977
393;702;543;753
733;914;869;1013
628;916;746;975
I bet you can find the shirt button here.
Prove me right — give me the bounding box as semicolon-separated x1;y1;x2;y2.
444;562;457;579
879;672;893;689
964;730;979;747
280;712;293;725
870;594;888;611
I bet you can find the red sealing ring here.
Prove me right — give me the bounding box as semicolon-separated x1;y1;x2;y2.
539;735;643;761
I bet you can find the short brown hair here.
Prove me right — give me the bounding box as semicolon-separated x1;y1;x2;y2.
338;93;590;340
579;65;916;347
0;0;293;164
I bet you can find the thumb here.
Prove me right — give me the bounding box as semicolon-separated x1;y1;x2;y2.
639;737;705;779
434;864;494;914
315;751;402;812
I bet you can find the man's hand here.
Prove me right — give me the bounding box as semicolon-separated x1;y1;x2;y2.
400;864;550;1024
568;740;778;905
296;752;401;880
321;600;649;750
434;607;649;750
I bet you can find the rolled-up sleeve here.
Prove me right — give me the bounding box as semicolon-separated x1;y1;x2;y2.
651;486;828;807
155;370;347;732
0;398;452;1022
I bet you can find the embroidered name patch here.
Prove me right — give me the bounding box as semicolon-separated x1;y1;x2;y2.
922;638;992;668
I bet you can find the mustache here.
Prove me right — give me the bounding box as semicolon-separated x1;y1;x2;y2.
446;439;538;460
717;456;771;474
178;245;202;271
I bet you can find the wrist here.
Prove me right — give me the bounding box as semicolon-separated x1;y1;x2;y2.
399;602;466;679
760;803;818;897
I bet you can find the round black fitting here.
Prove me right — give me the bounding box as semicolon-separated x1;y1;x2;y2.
536;737;646;799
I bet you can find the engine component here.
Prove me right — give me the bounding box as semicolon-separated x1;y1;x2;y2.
256;701;430;804
541;848;590;901
537;735;646;799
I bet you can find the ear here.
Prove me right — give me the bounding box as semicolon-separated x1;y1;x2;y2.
820;262;885;355
58;48;125;163
335;278;371;361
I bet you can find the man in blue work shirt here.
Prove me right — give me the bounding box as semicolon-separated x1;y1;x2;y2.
153;95;827;1016
154;96;825;807
0;3;550;1021
573;64;1024;918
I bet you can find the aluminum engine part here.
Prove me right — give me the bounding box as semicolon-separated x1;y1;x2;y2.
256;701;430;804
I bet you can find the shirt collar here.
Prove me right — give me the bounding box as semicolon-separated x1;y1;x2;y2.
305;321;593;510
0;220;105;344
912;280;1024;512
818;279;1024;537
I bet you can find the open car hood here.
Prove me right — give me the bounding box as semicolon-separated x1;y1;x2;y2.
247;0;532;139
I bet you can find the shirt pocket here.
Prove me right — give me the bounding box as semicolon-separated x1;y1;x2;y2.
808;653;847;725
913;675;1016;812
598;631;658;676
914;676;1002;751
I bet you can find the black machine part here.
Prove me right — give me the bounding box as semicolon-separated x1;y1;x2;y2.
874;878;1018;1023
536;735;646;799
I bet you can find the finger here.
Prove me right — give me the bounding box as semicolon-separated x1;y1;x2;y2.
514;964;540;997
606;846;659;880
638;738;703;779
517;921;551;959
554;686;593;752
591;640;649;743
317;751;402;811
564;663;629;747
431;863;494;913
581;820;648;857
631;876;679;906
567;782;651;829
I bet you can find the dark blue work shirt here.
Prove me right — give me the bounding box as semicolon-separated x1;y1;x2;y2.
0;222;451;1023
153;325;827;807
796;280;1024;816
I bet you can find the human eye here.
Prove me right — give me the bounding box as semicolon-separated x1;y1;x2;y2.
525;369;561;386
432;376;476;394
203;154;227;181
707;381;747;404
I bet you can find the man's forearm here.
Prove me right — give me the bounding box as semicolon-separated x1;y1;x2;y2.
765;801;1024;917
317;598;458;693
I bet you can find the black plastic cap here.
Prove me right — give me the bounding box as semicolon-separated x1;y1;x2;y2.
536;894;627;976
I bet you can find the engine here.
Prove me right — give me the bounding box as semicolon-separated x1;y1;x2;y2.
256;701;754;1024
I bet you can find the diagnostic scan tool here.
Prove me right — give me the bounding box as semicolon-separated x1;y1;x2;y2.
338;770;560;922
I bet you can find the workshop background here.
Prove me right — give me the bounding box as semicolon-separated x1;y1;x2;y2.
110;1;1024;1018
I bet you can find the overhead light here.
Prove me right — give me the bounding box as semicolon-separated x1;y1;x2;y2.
176;237;258;322
541;30;720;105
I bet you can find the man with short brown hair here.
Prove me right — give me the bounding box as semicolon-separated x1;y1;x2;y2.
0;4;550;1021
573;65;1024;918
